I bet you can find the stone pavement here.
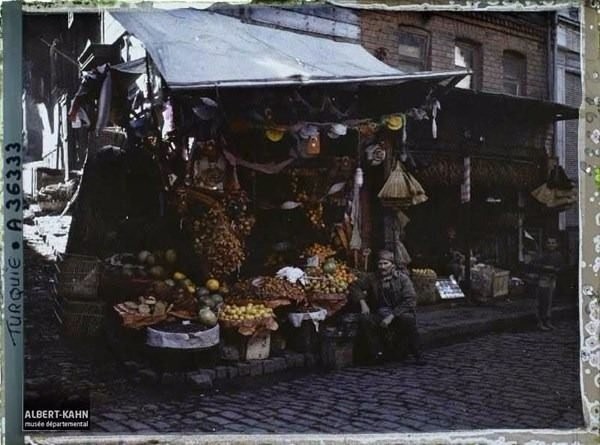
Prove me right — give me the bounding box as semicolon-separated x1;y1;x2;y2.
23;239;583;434
87;319;583;433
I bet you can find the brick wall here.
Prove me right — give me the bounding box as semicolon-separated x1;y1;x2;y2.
360;11;549;100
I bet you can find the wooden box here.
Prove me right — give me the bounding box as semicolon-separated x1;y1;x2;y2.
320;329;354;370
492;271;510;297
221;329;271;361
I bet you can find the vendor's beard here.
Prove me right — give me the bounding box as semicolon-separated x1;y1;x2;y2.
378;268;394;278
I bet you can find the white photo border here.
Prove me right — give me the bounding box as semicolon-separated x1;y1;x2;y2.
3;0;597;443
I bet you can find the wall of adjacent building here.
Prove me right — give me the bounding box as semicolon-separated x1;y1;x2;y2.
555;7;582;266
359;11;550;99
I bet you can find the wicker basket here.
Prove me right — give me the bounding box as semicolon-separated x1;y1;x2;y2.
56;254;102;300
53;295;105;337
411;275;438;305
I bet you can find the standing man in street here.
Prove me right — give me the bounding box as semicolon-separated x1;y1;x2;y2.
530;236;565;331
351;250;425;365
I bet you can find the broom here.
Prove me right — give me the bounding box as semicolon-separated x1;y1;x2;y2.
378;161;428;207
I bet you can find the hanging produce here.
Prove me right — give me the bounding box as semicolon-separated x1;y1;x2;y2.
191;206;245;279
531;165;577;209
304;243;336;263
223;191;256;238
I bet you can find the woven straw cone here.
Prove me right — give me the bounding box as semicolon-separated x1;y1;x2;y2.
378;161;428;205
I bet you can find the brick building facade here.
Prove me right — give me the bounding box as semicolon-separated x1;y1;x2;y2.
358;10;579;264
359;11;550;100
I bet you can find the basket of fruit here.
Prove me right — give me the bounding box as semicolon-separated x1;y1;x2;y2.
254;276;305;303
229;277;305;308
305;259;357;294
114;296;172;329
410;268;438;305
305;259;356;316
101;249;181;301
219;303;279;336
303;243;336;265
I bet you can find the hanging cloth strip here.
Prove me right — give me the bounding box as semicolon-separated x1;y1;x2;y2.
431;100;441;140
96;68;112;133
350;132;363;252
350;168;363;251
223;149;295;175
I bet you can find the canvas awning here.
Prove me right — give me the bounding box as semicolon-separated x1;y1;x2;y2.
443;88;579;121
110;8;468;90
326;0;573;11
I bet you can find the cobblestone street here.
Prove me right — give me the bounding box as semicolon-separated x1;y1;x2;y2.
86;320;582;434
24;243;584;434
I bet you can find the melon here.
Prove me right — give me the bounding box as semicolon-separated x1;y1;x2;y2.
138;250;151;264
198;308;218;327
165;249;177;264
209;294;224;308
149;265;166;279
199;295;213;308
323;260;337;274
196;287;211;297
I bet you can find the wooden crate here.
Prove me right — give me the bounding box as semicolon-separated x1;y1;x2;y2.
320;329;354;370
53;296;105;338
492;271;510;297
221;329;271;361
246;332;271;360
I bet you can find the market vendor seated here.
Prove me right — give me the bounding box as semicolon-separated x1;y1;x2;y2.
439;226;465;281
350;250;426;366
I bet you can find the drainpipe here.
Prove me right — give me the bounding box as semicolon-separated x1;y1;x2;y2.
548;11;557;105
550;11;567;234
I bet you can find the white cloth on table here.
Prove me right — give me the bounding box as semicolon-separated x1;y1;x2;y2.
288;308;328;332
276;267;307;285
146;324;220;349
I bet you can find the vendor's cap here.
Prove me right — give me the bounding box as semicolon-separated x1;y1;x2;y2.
384;115;404;131
327;123;348;139
378;250;395;262
299;125;319;139
192;97;219;120
265;127;286;142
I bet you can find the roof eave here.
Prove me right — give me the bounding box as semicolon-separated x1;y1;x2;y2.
166;70;470;90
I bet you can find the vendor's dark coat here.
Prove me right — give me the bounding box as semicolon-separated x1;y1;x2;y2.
350;269;417;316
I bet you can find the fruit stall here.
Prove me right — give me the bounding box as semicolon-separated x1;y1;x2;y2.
57;92;457;373
58;10;476;374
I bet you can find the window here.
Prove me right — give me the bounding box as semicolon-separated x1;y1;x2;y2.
397;28;429;72
454;40;481;90
503;51;526;96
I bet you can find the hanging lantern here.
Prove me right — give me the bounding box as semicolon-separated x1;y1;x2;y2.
299;125;320;156
306;134;321;155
